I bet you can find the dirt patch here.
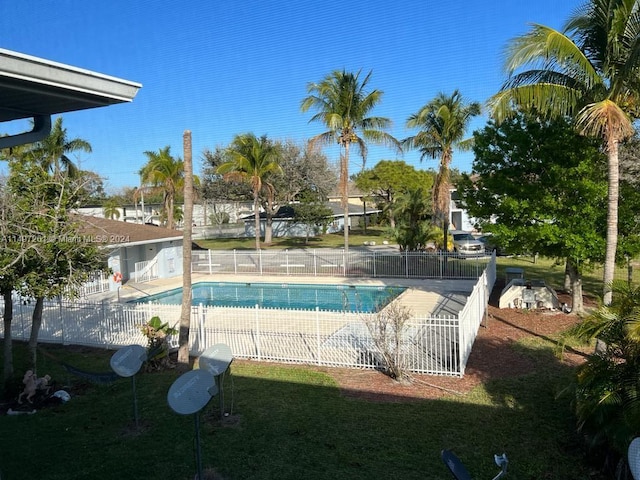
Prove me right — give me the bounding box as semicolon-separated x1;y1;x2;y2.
323;287;595;403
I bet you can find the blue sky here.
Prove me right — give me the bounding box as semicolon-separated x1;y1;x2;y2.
1;0;582;192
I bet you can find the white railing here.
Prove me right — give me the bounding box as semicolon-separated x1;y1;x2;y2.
135;258;159;283
1;255;495;376
62;271;111;299
192;248;491;279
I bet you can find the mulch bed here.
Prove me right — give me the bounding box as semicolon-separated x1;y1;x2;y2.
323;288;595;403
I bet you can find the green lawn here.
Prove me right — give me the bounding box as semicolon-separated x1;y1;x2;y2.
196;227;393;250
0;336;602;480
3;238;630;479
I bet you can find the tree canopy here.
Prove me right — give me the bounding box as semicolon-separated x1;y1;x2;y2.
489;0;640;303
458;113;611;312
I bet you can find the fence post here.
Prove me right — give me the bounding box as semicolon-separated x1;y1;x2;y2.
313;249;317;277
405;251;409;278
315;307;321;366
58;297;65;345
208;249;213;275
259;249;263;275
342;249;346;277
255;304;261;361
101;300;107;348
285;249;289;276
233;249;237;274
372;250;377;278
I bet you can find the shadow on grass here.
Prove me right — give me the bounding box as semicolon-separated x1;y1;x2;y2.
0;339;606;480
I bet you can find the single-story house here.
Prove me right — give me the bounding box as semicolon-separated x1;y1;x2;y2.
76;215;184;290
243;202;381;238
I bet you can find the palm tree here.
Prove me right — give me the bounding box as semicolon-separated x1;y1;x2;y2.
30;116;91;178
391;187;438;251
102;199;121;220
566;281;640;461
139;146;184;229
217;133;281;250
301;69;400;253
402;90;480;251
488;0;640;304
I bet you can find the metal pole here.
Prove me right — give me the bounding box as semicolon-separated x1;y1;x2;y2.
132;375;139;429
194;412;203;480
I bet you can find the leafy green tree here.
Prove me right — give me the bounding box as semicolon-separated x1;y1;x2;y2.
262;141;337;243
217;133;282;249
30;116;91;178
5;158;106;366
269;140;337;203
292;190;334;243
354;160;434;228
139;146;184;229
489;0;640;304
301;69;401;253
402;90;480;250
201;146;253;225
459;113;612;313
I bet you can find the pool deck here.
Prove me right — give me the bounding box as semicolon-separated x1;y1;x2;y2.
111;274;477;317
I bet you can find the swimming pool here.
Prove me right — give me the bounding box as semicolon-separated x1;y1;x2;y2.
132;282;405;313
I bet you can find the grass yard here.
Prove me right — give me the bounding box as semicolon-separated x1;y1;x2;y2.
495;254;640;300
196;227;393;250
0;331;600;480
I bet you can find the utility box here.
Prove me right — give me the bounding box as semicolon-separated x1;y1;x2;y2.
504;267;524;284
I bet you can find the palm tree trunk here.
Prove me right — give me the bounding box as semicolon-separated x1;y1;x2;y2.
167;193;175;230
566;258;584;315
603;139;620;305
178;130;193;369
342;146;350;254
3;288;14;382
253;189;261;250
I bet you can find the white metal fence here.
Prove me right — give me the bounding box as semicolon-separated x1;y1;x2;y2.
63;271;111;298
192;248;490;280
1;255;496;376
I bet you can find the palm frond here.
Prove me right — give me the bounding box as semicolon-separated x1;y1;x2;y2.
576;98;634;140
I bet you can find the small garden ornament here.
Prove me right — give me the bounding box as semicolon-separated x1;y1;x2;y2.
17;370;37;404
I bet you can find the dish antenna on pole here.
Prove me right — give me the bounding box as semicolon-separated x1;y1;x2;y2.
168;369;218;479
110;344;147;429
199;343;233;419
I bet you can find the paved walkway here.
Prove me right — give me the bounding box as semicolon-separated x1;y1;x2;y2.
106;274;477;317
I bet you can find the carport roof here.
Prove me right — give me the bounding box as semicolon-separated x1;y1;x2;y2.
0;48;141;148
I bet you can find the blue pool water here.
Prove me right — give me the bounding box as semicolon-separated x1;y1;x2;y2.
132;282;405;313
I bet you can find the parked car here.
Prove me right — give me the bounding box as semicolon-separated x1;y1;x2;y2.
451;231;485;256
477;234;507;256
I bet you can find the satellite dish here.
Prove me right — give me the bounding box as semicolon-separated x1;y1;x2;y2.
110;344;147;377
167;369;218;415
199;343;233;377
441;450;472;480
629;437;640;480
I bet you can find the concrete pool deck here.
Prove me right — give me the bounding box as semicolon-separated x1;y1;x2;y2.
110;274;477;317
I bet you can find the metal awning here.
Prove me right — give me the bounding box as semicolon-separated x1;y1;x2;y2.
0;48;141;148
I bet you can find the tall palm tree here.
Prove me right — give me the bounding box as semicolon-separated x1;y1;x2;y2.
402;90;480;250
488;0;640;304
30;116;91;178
217;133;281;250
301;69;400;252
139;146;184;229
